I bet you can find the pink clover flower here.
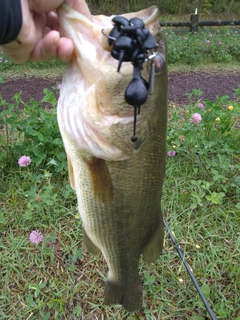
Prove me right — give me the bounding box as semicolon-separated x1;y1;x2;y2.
167;151;176;157
29;230;43;244
18;155;31;167
190;113;202;125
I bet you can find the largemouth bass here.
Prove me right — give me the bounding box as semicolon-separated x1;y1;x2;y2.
57;1;168;312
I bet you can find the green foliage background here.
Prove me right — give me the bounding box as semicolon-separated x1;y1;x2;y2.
88;0;240;15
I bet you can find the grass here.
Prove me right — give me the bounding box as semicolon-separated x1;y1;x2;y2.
0;9;240;319
0;59;65;81
87;0;240;16
165;26;240;65
0;84;239;319
0;21;239;80
1;61;240;82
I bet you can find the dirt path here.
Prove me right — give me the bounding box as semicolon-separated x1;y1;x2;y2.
0;72;239;108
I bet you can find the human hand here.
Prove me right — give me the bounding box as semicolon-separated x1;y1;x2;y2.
0;0;74;63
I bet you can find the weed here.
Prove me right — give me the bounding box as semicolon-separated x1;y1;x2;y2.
86;0;240;15
165;26;240;65
167;89;240;206
0;89;67;173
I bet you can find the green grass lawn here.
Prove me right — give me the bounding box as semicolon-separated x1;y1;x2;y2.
1;86;239;320
0;21;240;319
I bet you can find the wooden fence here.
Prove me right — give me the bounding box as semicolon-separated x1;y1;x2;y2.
160;9;240;33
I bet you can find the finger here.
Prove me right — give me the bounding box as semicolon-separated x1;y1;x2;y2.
46;12;59;30
30;30;60;62
57;37;74;61
30;30;74;62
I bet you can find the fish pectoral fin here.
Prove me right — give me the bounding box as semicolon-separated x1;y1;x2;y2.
67;154;76;190
104;278;142;312
143;218;164;263
84;156;114;203
83;228;101;255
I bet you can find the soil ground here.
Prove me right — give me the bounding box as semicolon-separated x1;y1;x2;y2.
0;71;239;107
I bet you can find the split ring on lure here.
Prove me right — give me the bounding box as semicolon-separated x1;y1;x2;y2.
102;16;163;142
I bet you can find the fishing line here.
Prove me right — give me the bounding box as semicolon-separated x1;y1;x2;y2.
163;219;217;320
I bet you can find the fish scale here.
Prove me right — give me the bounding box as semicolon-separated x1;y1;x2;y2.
57;2;167;312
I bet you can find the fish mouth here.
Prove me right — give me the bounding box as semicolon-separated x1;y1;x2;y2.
58;3;161;114
59;3;160;30
57;3;161;161
58;3;160;64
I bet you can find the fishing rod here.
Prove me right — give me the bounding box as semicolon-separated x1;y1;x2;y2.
163;219;217;320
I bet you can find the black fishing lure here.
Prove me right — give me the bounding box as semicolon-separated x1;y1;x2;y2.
102;16;159;142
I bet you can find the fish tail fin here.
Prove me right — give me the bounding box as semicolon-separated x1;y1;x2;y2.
83;228;101;255
104;278;142;312
143;218;164;263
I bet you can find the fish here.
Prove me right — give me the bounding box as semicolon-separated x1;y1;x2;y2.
57;1;168;312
